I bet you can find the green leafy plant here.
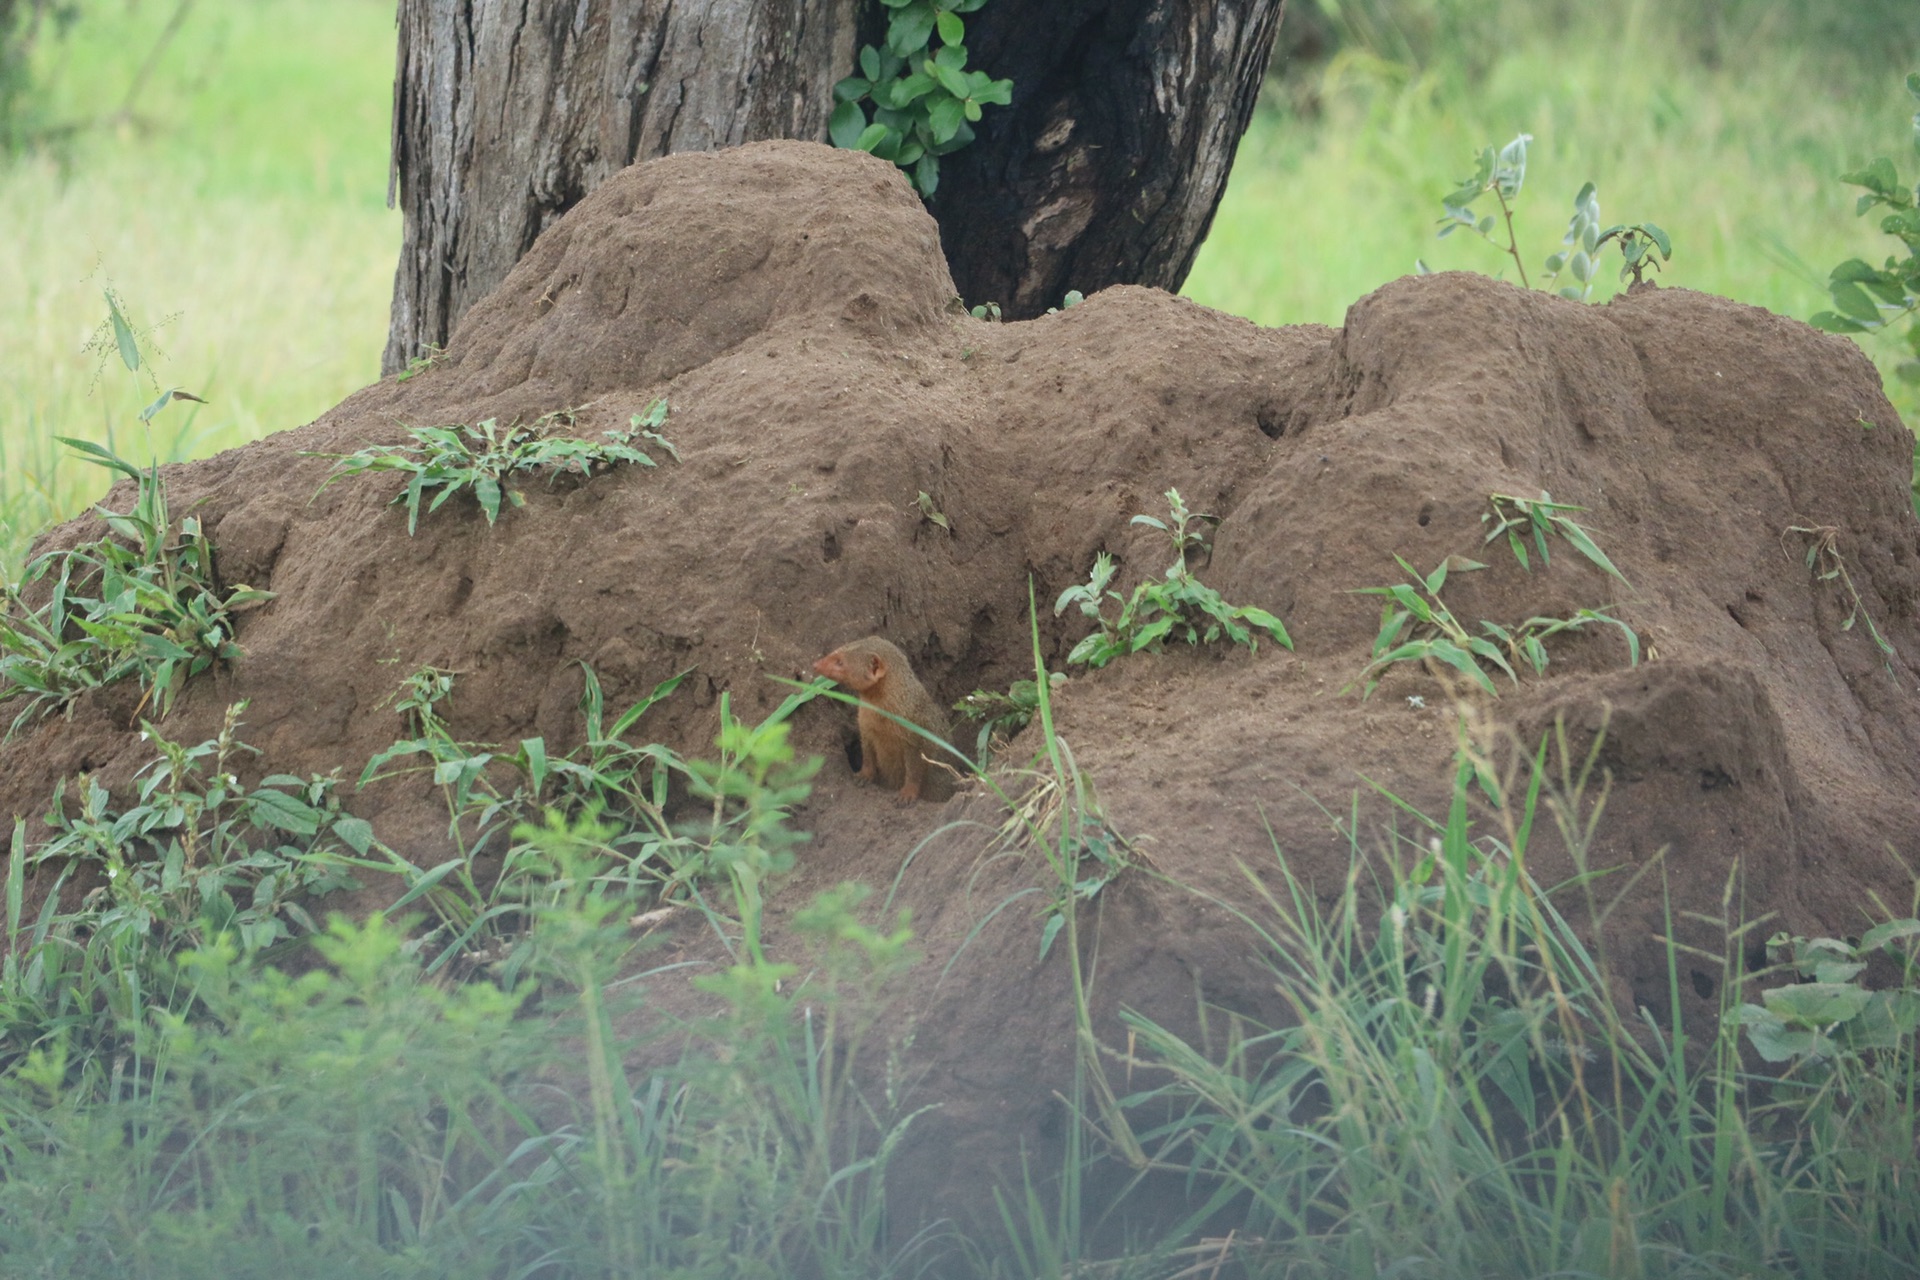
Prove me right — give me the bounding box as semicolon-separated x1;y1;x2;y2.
969;299;1002;321
1432;133;1670;294
360;664;828;976
0;439;272;738
954;670;1066;764
1053;488;1292;668
829;0;1012;196
1784;521;1898;669
1734;923;1920;1063
308;399;677;534
1;703;402;1086
393;341;445;382
1483;490;1631;584
1810;71;1920;388
1352;554;1639;697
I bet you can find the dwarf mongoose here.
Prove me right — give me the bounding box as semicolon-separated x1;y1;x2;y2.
812;636;953;802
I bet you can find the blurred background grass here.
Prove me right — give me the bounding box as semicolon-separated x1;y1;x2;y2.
3;0;1917;575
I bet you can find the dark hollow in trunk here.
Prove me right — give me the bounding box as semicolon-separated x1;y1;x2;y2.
383;0;1287;372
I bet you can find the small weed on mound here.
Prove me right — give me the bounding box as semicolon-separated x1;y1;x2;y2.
1427;131;1671;296
1484;489;1631;584
1783;521;1898;671
1055;488;1292;668
308;399;678;534
954;669;1066;764
0;439;273;739
1352;552;1639;697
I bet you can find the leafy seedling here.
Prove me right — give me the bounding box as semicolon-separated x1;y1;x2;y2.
1;439;273;738
395;343;446;382
829;0;1013;197
1734;921;1920;1063
1352;555;1511;697
1436;133;1537;287
916;490;950;531
1483;491;1631;586
970;300;1002;321
1784;522;1897;671
954;670;1066;764
1429;137;1671;296
308;399;676;533
1350;553;1640;698
1054;488;1292;668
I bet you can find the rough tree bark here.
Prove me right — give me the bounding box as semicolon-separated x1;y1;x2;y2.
384;0;1287;373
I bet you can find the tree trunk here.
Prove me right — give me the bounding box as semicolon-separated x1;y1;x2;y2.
924;0;1288;318
384;0;1287;372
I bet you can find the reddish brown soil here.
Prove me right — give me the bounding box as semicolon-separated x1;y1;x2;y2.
5;140;1918;1234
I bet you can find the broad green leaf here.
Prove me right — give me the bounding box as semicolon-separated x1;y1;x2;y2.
853;122;891;153
928;93;965;144
860;43;882;81
1861;918;1920;951
913;152;939;195
887;2;936;56
1810;310;1868;333
1763;981;1872;1027
246;787;325;837
1829;280;1884;324
935;9;963;44
331;815;375;854
829;99;867;148
932;60;970;99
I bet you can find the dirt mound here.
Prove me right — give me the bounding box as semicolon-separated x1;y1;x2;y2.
6;139;1918;1232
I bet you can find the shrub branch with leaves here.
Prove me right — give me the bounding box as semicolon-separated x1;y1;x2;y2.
1429;132;1670;296
830;0;1012;197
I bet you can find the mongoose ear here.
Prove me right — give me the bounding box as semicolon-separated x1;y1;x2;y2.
868;655;888;681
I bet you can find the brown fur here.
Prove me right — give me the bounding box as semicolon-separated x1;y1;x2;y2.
811;637;953;802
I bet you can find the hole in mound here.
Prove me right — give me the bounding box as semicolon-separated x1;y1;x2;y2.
1745;939;1768;976
1726;603;1749;629
822;530;841;563
838;730;862;775
1255;406;1284;439
1699;766;1734;791
1417;501;1434;528
1690;968;1716;1001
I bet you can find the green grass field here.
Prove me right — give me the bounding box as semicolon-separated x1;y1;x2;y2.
3;1;1916;575
0;0;396;572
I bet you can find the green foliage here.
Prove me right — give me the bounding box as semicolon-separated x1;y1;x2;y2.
1353;553;1639;697
0;437;272;739
1785;522;1897;670
309;399;677;534
1483;489;1630;585
1735;923;1920;1063
393;341;444;382
1430;132;1670;295
1;703;400;1092
954;669;1066;763
0;770;920;1277
1054;488;1293;669
359;665;828;978
829;0;1012;197
1112;732;1920;1279
1810;72;1920;390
